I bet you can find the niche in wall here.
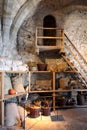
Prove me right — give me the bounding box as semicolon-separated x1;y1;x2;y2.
43;15;56;46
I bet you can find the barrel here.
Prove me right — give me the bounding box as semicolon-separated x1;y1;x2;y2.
77;94;85;105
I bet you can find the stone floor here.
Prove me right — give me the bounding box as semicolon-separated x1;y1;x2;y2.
24;108;87;130
1;108;87;130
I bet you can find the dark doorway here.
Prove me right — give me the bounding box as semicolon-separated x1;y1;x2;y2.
43;15;56;46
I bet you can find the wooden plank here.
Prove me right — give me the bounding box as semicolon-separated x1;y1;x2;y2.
4;92;28;100
55;89;87;92
1;72;4;125
61;29;64;52
28;71;31;92
53;72;56;91
37;36;63;39
36;45;61;48
37;27;64;30
30;70;51;73
0;101;4;125
36;45;61;52
29;91;53;93
55;105;87;109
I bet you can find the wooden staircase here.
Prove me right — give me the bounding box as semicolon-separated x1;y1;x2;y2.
62;33;87;88
62;55;87;88
35;27;87;88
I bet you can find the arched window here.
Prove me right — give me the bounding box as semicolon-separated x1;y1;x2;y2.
43;15;56;46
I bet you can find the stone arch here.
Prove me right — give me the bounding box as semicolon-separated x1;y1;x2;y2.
9;2;87;60
10;2;87;46
9;0;41;45
43;15;56;28
43;15;56;45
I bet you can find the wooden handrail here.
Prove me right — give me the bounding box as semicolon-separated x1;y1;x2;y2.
36;27;65;53
64;33;87;64
62;55;76;72
65;43;87;72
36;27;64;30
37;36;63;39
62;55;87;86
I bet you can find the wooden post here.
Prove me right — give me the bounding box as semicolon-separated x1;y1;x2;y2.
28;71;31;92
61;29;64;53
53;72;56;111
1;72;4;125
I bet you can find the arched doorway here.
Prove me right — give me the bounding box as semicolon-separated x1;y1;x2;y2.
43;15;56;46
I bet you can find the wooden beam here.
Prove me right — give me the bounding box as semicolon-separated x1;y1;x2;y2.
62;55;76;71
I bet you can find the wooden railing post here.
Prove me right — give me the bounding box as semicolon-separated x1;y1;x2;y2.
61;29;64;53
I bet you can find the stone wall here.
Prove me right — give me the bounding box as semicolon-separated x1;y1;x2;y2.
0;0;87;71
64;10;87;60
17;7;87;64
0;57;29;71
0;0;2;55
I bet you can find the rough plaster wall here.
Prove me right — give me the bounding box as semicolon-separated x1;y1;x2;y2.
64;10;87;61
0;0;41;59
0;0;3;56
0;0;42;71
1;0;29;58
17;8;87;64
0;19;3;56
0;0;87;71
8;0;75;61
17;1;64;63
17;17;37;63
9;0;41;60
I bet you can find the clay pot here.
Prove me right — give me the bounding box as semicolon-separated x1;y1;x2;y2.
8;89;16;95
37;64;47;71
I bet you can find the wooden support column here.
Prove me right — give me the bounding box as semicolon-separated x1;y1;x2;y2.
61;29;64;53
53;72;56;111
1;72;4;125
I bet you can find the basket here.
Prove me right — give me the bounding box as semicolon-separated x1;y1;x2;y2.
29;106;40;118
42;107;51;116
57;98;67;106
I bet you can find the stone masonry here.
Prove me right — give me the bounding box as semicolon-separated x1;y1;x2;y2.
0;0;87;71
